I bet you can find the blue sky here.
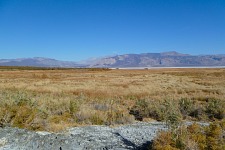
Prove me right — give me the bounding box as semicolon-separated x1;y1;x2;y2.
0;0;225;61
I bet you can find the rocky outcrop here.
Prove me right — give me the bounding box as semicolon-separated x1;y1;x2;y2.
0;122;168;150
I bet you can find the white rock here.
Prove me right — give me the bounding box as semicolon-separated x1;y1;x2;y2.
0;138;7;147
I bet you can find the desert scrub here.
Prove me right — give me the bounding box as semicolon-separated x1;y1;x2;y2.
206;98;225;120
0;90;50;130
0;68;224;132
151;120;225;150
130;99;182;128
75;99;134;125
179;98;194;117
0;96;46;130
129;99;169;121
162;99;183;129
0;90;82;131
129;97;225;124
129;99;150;121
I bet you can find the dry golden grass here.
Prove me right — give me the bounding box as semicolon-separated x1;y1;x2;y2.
0;68;224;99
0;68;224;131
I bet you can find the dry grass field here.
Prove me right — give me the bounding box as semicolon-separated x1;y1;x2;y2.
0;67;225;132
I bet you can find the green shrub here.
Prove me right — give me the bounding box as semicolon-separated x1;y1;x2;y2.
130;99;183;128
189;106;206;120
162;100;182;129
206;99;225;120
151;120;225;150
69;100;79;115
129;99;150;121
179;98;194;116
206;123;225;150
90;115;104;125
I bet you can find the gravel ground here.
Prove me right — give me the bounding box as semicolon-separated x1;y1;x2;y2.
0;122;168;150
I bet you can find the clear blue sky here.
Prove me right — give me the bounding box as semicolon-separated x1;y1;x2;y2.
0;0;225;61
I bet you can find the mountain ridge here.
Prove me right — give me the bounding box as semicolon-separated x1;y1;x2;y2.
87;52;225;68
0;57;81;68
1;52;225;68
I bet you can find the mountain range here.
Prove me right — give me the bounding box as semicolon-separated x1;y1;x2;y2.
0;57;80;68
1;51;225;68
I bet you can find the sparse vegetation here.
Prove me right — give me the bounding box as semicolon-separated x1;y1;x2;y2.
151;120;225;150
0;67;224;146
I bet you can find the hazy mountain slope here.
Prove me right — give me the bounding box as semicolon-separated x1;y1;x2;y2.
0;57;81;68
1;51;225;68
87;51;225;67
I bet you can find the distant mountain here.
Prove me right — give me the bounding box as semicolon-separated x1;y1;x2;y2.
0;57;82;68
1;52;225;68
85;51;225;68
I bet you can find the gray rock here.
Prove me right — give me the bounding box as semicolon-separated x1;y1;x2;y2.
0;122;168;150
1;121;208;150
